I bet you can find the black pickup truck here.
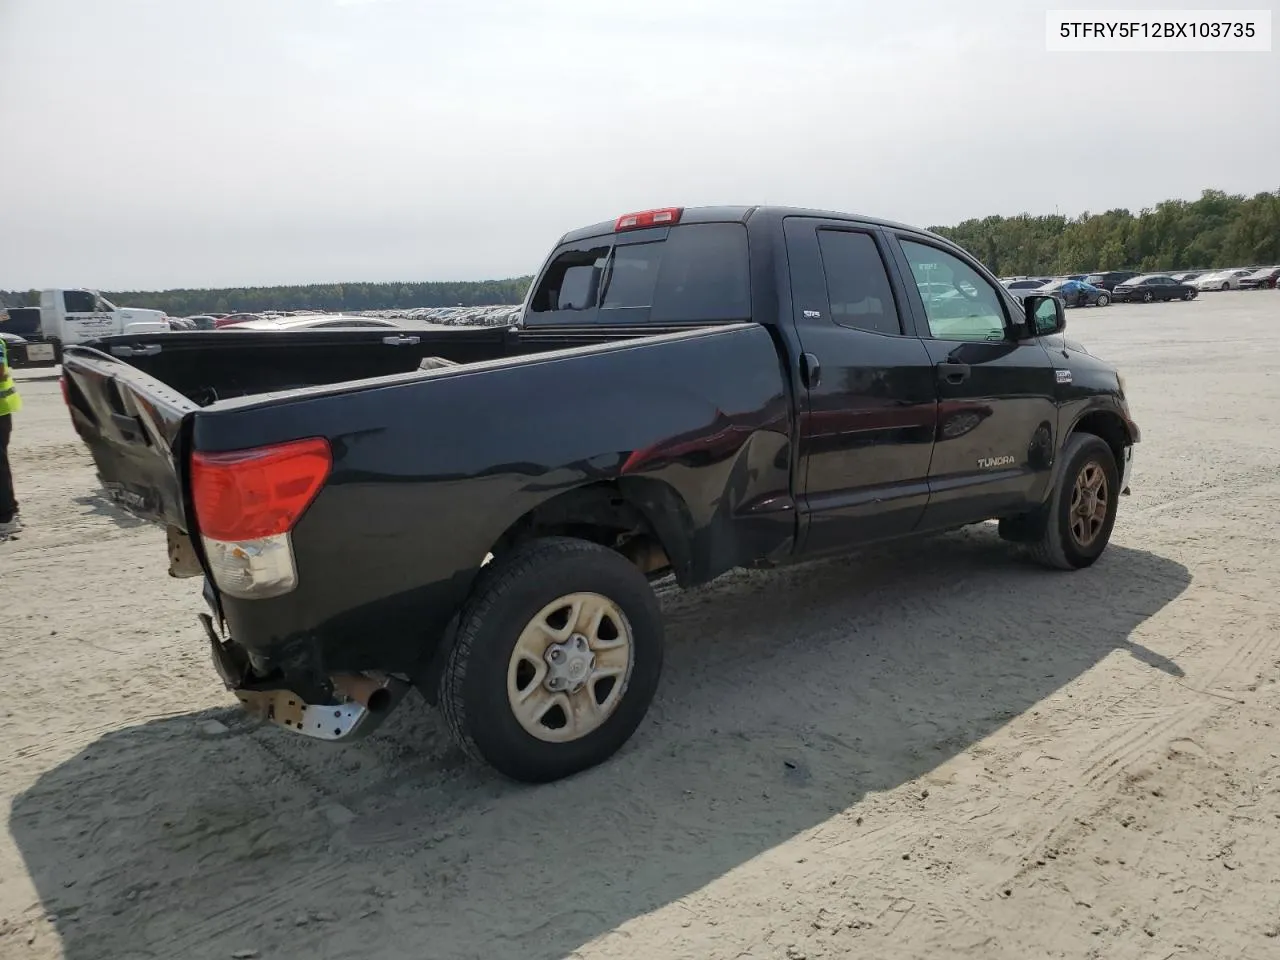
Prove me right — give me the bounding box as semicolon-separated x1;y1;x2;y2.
61;205;1139;783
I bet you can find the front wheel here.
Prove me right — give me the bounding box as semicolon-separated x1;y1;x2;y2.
1220;282;1229;291
1142;290;1154;303
1183;288;1196;301
1096;293;1110;307
439;537;664;783
1023;433;1120;570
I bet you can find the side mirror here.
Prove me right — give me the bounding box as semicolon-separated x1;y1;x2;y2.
1023;294;1065;337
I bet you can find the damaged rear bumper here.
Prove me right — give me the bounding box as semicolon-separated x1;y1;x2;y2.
198;612;409;743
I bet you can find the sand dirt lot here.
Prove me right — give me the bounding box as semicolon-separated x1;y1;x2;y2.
3;291;1280;960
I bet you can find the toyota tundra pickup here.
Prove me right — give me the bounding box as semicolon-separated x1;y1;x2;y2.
60;205;1139;783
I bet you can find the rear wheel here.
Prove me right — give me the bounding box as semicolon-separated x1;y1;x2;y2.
1142;290;1154;303
439;537;664;783
1023;433;1120;570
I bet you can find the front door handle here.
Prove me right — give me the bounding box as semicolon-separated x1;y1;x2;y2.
800;352;821;389
937;361;971;385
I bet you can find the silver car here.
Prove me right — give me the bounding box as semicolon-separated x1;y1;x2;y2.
1192;269;1255;292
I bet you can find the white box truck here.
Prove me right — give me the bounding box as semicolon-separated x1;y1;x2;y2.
39;289;170;360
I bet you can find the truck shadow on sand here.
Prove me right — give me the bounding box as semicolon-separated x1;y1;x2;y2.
72;494;148;530
11;529;1190;960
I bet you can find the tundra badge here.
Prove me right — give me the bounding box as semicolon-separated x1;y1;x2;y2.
977;455;1016;469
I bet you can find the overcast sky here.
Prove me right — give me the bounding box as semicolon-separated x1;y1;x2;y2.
0;0;1276;290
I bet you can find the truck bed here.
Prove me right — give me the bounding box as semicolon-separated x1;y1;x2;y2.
60;321;795;676
74;323;719;406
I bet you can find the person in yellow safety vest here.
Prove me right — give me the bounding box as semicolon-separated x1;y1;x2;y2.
0;335;22;539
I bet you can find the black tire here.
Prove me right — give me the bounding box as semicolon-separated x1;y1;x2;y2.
1183;288;1196;301
1024;433;1120;571
1220;282;1229;291
1142;290;1154;303
1096;293;1110;307
439;536;664;783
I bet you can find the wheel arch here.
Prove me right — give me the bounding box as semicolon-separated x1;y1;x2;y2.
1067;406;1134;472
486;477;697;585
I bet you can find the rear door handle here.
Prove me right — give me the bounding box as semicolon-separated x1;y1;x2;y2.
937;362;971;385
800;352;821;389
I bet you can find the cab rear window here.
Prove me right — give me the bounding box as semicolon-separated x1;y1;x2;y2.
527;222;750;325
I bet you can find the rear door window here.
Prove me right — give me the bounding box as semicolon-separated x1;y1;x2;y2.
527;222;750;326
815;229;903;336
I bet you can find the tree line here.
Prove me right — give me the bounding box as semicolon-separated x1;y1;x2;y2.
4;188;1277;315
930;188;1280;278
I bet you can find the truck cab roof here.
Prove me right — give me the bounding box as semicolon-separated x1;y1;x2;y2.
558;205;941;245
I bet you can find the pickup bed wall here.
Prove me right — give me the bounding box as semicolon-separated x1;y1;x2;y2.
64;321;797;679
86;323;726;405
185;323;795;675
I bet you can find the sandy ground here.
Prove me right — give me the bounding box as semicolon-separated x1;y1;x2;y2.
3;291;1280;960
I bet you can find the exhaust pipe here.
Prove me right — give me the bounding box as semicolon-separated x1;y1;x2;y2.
332;673;407;715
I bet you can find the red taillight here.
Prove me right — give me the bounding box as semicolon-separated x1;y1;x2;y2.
614;207;683;232
191;438;331;541
60;376;71;406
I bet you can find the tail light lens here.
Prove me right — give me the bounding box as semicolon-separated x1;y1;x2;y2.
191;438;331;599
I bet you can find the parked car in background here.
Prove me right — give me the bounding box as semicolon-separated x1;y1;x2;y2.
214;313;261;328
1;331;33;368
1112;275;1198;303
184;315;218;330
1238;266;1280;290
1083;271;1140;291
0;305;42;338
0;330;59;369
1;306;60;365
1002;279;1048;292
1192;269;1254;292
1171;272;1203;283
1036;278;1111;308
228;315;407;331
